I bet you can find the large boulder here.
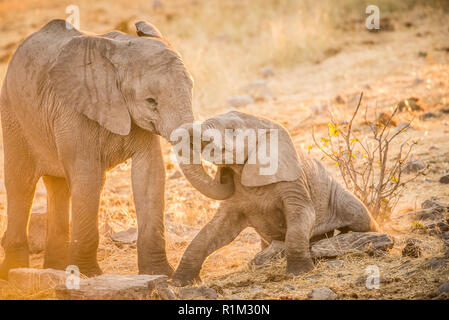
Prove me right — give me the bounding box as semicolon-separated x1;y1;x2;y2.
55;274;167;300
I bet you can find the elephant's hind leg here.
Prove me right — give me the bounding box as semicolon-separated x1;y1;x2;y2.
0;133;38;279
42;176;70;270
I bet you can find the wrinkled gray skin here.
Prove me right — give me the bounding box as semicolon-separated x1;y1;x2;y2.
0;20;234;279
172;111;379;286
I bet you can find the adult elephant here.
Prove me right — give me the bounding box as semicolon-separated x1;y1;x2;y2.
0;19;234;279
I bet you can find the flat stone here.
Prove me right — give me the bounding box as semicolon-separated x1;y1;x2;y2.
440;175;449;184
422;257;448;270
250;240;285;265
111;227;138;244
227;95;254;108
423;219;449;234
308;287;337;300
169;170;182;180
55;274;167;300
9;268;68;293
178;286;218;300
250;233;393;266
325;259;344;268
403;159;426;174
310;232;394;258
259;66;274;78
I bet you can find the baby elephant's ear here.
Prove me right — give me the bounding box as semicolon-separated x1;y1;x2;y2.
241;124;303;187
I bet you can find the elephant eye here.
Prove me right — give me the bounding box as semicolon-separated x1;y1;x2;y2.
146;97;158;106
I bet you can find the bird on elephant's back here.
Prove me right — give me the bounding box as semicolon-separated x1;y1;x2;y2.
171;111;380;286
0;19;235;279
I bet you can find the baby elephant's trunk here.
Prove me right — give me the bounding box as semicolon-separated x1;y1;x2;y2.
333;182;381;233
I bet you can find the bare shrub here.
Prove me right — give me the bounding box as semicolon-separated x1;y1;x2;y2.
312;93;423;221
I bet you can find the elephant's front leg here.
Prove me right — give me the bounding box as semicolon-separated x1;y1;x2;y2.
131;138;173;276
68;169;104;277
283;199;315;275
172;203;248;286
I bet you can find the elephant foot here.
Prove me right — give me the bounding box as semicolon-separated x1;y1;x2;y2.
170;271;201;287
0;248;30;280
139;261;174;277
286;257;314;276
74;262;103;278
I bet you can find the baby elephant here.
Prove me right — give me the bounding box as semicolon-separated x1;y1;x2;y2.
172;111;379;286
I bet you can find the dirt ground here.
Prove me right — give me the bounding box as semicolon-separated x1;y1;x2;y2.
0;0;448;299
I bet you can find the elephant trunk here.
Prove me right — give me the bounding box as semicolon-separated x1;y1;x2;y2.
172;123;235;200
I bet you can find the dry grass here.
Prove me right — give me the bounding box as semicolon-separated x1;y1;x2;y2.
0;0;449;299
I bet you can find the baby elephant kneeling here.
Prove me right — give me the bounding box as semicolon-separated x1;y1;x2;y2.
172;111;379;286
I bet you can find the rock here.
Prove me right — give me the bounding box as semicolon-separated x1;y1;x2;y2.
439;174;449;184
227;95;254;108
111;227;138;244
397;97;423;112
178;286;218;300
311;104;329;115
242;80;274;101
310;232;394;258
403;159;426;174
9;268;68;293
284;284;296;290
325;259;344;268
248;287;263;293
169;170;182;180
156;281;177;300
27;211;47;254
437;281;449;294
418;51;427;58
307;287;337;300
334;95;345;104
402;239;422;258
55;274;167;300
376;112;396;127
420;112;438;120
440;105;449;114
251;233;393;266
423;219;449;234
250;240;285;265
421;197;447;211
259;66;274;78
99;222;113;236
422;257;447;270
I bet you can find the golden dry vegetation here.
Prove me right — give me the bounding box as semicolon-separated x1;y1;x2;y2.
0;0;449;299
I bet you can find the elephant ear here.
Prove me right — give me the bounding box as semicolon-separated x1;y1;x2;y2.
135;21;163;38
49;35;131;135
241;122;303;187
